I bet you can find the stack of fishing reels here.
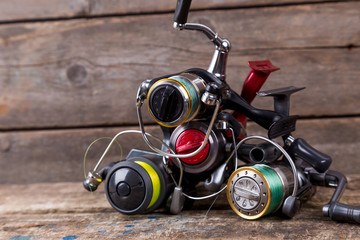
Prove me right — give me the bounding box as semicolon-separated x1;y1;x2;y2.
83;0;360;223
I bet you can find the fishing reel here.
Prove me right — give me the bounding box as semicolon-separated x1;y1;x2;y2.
105;151;172;214
224;85;359;222
227;136;313;220
84;149;190;215
226;134;360;223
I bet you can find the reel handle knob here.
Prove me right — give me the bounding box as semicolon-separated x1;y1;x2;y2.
174;0;192;26
325;202;360;223
282;196;301;218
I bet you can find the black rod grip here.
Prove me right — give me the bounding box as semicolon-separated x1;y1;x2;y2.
174;0;192;25
287;138;332;173
328;202;360;223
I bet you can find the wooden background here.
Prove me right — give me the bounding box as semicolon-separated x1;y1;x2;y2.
0;0;359;184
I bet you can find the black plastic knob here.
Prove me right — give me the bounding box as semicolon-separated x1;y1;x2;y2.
117;182;131;196
149;85;184;122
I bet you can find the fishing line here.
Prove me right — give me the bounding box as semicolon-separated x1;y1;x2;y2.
205;194;220;218
182;128;239;201
86;129;184;187
137;99;221;159
83;137;123;179
252;164;284;215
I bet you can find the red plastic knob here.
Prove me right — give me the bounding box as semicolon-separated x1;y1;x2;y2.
175;129;210;165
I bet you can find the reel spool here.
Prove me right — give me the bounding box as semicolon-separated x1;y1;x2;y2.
169;121;227;174
147;73;206;127
227;164;294;220
105;155;173;214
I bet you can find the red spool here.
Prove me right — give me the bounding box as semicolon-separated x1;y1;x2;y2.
175;129;210;165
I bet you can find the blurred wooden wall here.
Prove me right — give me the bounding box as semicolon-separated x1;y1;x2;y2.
0;0;359;183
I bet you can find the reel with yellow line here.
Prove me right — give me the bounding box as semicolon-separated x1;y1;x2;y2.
84;148;187;215
105;153;173;214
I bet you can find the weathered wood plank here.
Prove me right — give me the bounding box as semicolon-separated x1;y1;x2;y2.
0;2;359;129
0;179;359;239
89;0;344;16
0;0;344;22
0;117;359;184
0;0;89;22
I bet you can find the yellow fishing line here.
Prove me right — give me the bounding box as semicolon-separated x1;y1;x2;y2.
135;161;161;209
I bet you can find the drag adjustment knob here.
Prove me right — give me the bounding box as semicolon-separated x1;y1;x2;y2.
175;129;210;165
149;85;184;122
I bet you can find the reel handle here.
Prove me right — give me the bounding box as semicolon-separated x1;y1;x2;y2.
174;0;192;25
309;169;360;223
326;202;360;223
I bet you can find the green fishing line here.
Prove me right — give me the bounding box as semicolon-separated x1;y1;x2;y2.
170;75;200;120
253;164;284;215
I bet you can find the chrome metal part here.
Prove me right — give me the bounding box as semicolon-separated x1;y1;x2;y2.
216;120;229;130
272;165;294;201
228;167;270;218
174;22;231;81
285;135;295;147
136;79;152;106
201;91;218;106
84;171;102;190
207;47;229;80
173;22;184;30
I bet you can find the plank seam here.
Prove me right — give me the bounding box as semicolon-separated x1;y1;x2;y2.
0;115;359;133
0;0;355;26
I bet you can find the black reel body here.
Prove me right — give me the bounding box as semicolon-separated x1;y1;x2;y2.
105;153;173;214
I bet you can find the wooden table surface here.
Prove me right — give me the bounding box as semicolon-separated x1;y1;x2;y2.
1;175;359;240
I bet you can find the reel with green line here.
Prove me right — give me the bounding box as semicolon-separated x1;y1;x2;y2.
227;164;296;220
146;73;206;128
226;136;309;220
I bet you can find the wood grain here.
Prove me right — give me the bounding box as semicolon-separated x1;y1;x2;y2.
89;0;342;16
0;0;89;22
0;2;358;129
0;0;343;22
0;179;359;239
0;117;359;184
